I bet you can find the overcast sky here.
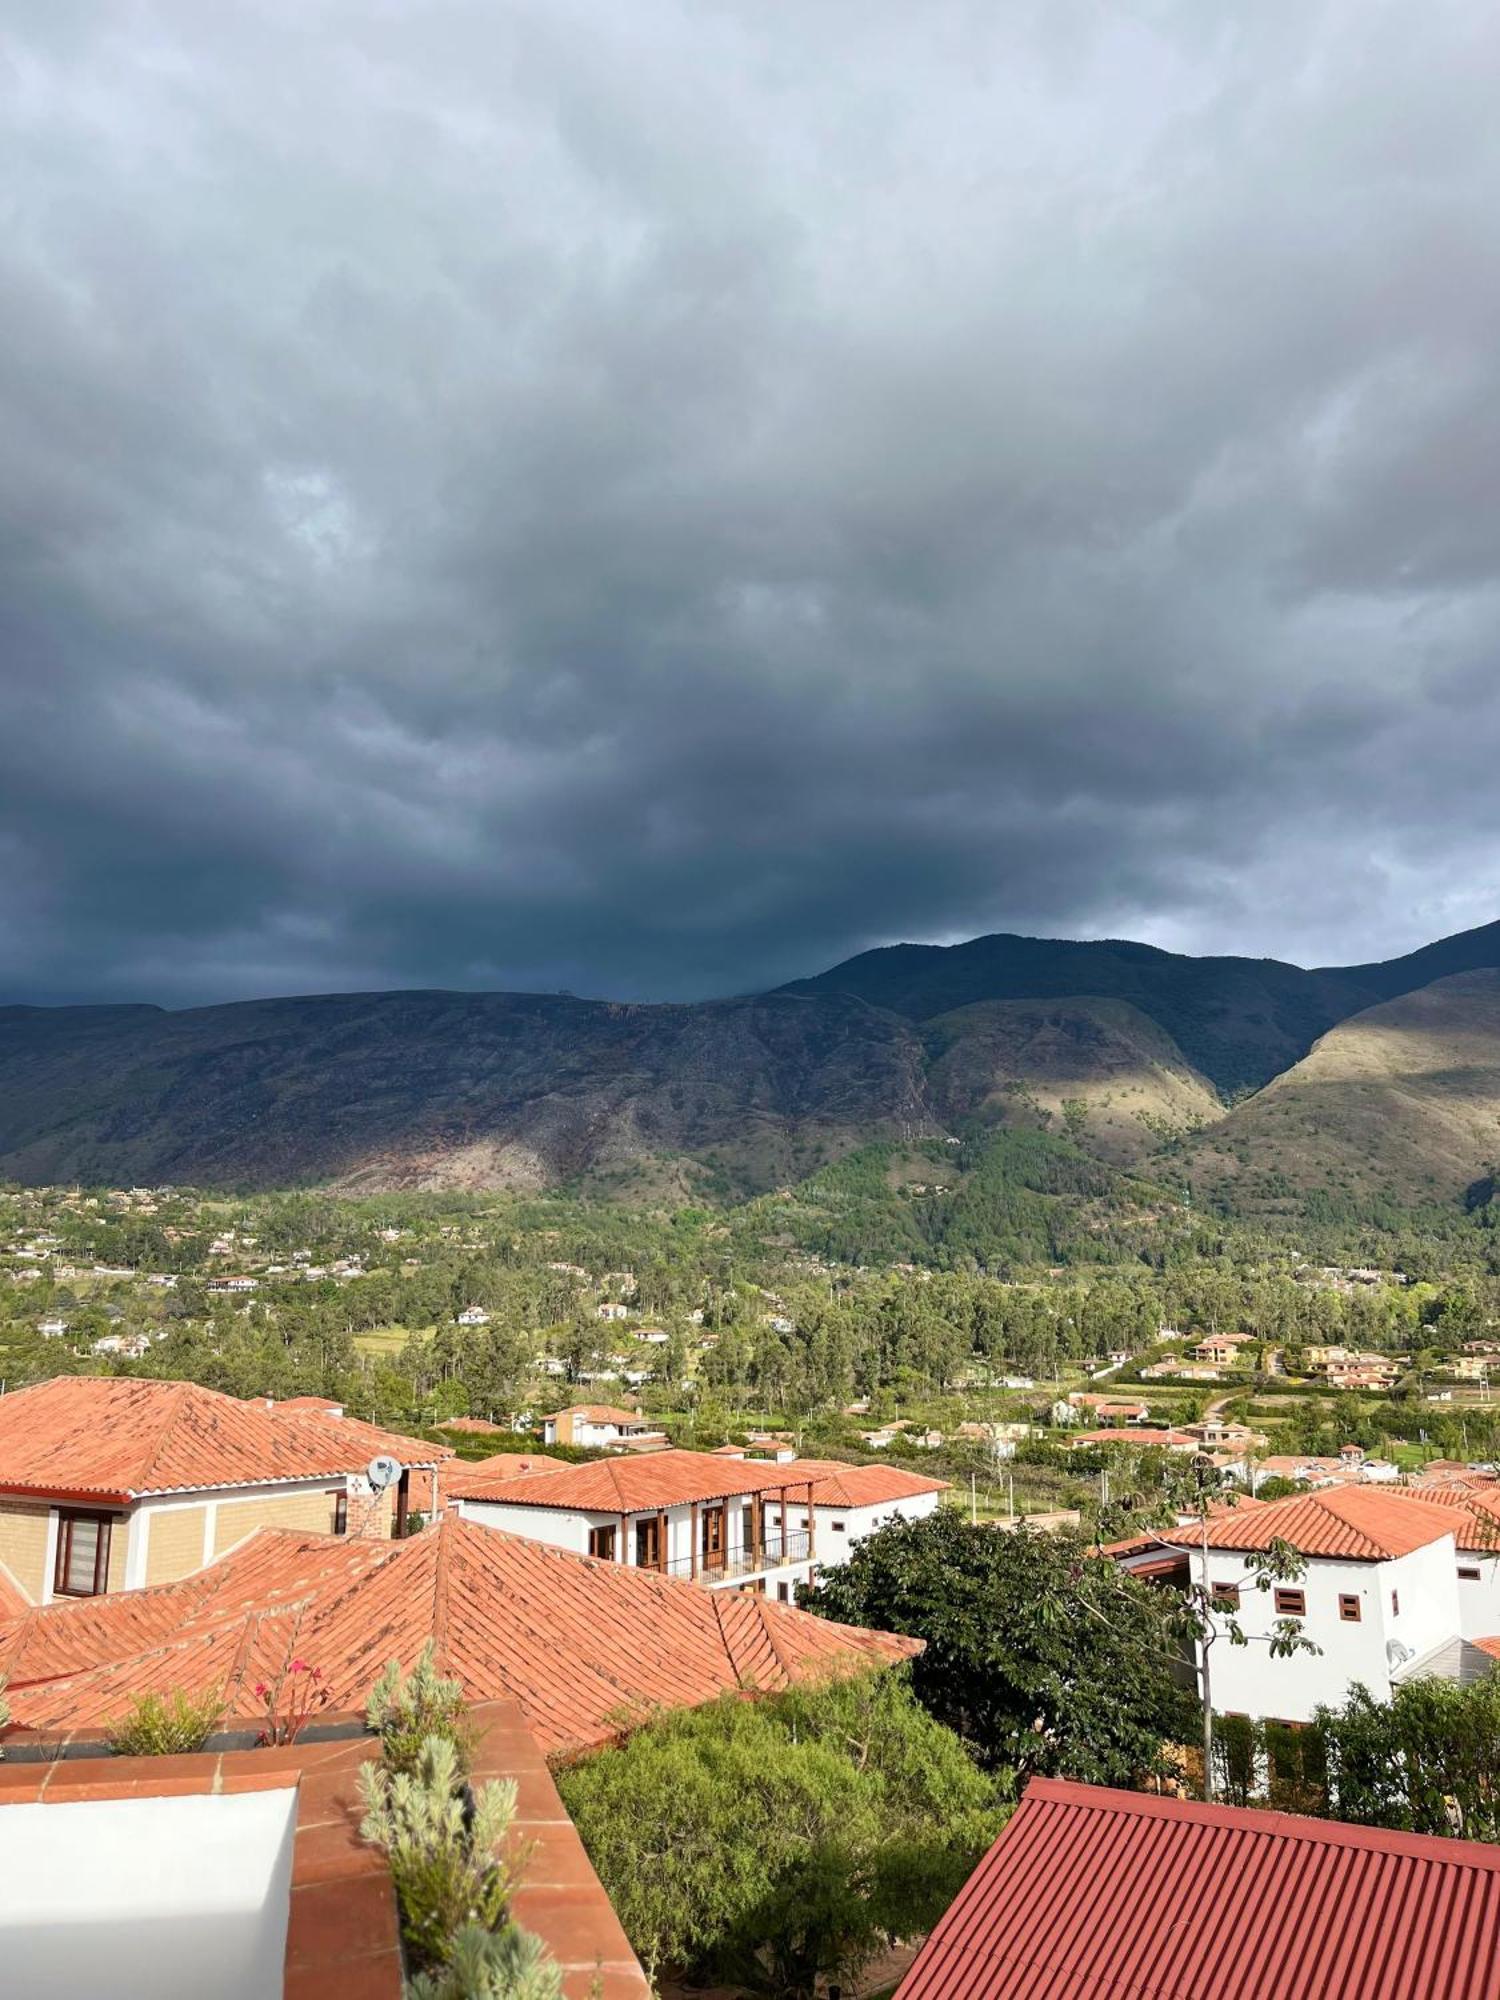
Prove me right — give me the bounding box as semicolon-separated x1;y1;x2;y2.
3;1;1499;1008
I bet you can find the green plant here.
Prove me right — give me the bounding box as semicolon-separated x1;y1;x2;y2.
558;1671;1001;1997
407;1922;562;2000
359;1733;524;1972
366;1642;472;1776
106;1685;225;1757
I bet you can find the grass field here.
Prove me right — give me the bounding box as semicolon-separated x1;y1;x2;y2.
353;1322;429;1357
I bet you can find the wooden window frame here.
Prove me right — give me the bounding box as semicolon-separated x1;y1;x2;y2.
1273;1587;1306;1617
1338;1594;1361;1623
1459;1565;1481;1581
1391;1589;1400;1616
634;1517;662;1570
1211;1580;1241;1612
53;1509;114;1598
588;1523;618;1561
332;1490;349;1536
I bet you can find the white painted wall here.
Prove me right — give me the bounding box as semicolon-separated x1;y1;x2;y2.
1192;1534;1459;1723
1456;1549;1500;1637
0;1787;297;2000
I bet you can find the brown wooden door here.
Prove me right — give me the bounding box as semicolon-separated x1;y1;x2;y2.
635;1517;662;1569
701;1505;726;1571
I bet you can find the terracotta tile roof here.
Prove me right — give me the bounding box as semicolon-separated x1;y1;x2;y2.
0;1515;919;1756
436;1415;506;1434
896;1776;1500;2000
771;1459;951;1507
1197;1484;1459;1561
1073;1427;1199;1448
459;1447;825;1514
0;1377;448;1503
0;1562;30;1621
444;1453;573;1499
551;1405;647;1425
1375;1484;1500;1554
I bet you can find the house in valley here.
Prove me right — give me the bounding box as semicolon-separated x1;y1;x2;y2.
0;1377;450;1607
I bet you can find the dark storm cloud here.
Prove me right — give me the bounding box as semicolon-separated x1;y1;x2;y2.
3;0;1499;1006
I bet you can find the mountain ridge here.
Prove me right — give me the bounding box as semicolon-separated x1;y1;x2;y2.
2;918;1497;1204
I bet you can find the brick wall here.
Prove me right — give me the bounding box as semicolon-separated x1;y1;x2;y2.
212;1486;343;1557
145;1504;208;1586
0;1499;51;1603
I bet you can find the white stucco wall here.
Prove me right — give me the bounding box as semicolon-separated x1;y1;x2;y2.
1192;1533;1459;1723
0;1787;297;2000
1454;1547;1500;1638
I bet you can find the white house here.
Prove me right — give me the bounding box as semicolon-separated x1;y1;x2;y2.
456;1306;490;1326
449;1447;949;1601
1112;1486;1500;1723
540;1404;664;1449
759;1460;947;1574
447;1449;827;1597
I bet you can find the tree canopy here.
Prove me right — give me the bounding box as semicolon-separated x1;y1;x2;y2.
802;1510;1197;1787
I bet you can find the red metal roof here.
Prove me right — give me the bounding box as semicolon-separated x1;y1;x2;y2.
0;1377;448;1502
895;1777;1500;2000
0;1515;919;1756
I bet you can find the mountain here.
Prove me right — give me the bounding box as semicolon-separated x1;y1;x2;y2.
0;990;934;1195
920;997;1221;1166
1186;970;1500;1213
777;935;1371;1096
2;918;1499;1205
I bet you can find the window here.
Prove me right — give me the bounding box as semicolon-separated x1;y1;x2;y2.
332;1490;348;1536
776;1581;790;1602
830;1519;846;1533
1211;1581;1241;1612
588;1524;617;1561
634;1517;662;1569
54;1511;113;1597
1460;1565;1482;1582
1338;1594;1361;1622
1274;1588;1306;1617
1391;1589;1400;1617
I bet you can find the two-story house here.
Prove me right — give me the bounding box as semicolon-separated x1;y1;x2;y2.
540;1404;667;1449
0;1377;450;1606
450;1448;949;1600
1112;1485;1499;1722
448;1448;828;1594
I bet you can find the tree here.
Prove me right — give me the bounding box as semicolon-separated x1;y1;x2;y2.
1316;1677;1500;1840
556;1671;1001;1998
802;1511;1197;1787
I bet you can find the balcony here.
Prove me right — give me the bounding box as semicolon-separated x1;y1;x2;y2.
658;1530;812;1586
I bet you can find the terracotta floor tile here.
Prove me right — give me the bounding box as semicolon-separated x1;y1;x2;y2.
511;1883;636;1967
294;1816;384;1887
286;1873;401;1967
282;1944;403;2000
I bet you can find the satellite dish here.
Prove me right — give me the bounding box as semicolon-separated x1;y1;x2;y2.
367;1454;401;1491
1386;1639;1414;1668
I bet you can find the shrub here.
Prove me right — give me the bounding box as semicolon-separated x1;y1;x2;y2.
366;1642;471;1777
408;1923;562;2000
107;1686;225;1757
360;1733;537;1976
558;1670;1002;1996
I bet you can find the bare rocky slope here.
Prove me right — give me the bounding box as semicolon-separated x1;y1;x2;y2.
2;920;1498;1199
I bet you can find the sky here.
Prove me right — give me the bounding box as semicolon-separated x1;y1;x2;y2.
3;0;1499;1009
